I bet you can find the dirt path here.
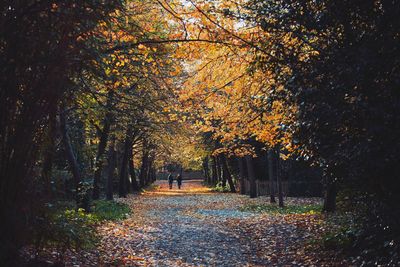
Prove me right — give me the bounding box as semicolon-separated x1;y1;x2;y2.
81;180;345;266
105;180;261;266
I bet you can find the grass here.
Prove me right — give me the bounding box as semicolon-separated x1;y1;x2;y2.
211;185;231;193
141;183;160;193
240;203;323;214
210;181;234;193
91;200;131;221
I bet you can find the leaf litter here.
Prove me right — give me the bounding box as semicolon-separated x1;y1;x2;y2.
24;180;352;266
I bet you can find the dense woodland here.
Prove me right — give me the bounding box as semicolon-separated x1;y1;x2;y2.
1;0;399;266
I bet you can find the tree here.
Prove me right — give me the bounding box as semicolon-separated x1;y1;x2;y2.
245;0;400;261
267;150;276;204
106;135;117;200
93;90;115;200
0;1;121;262
275;148;284;207
237;157;247;195
245;155;257;198
221;154;236;193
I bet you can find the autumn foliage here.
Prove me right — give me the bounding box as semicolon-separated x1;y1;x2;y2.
1;0;399;265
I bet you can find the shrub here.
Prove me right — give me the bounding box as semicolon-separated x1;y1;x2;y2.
321;226;357;250
31;205;99;262
91;200;131;221
30;200;130;263
51;208;99;249
211;182;231;193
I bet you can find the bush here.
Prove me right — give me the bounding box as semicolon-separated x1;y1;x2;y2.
321;226;357;250
211;182;232;193
32;205;99;261
31;200;130;261
51;208;99;249
91;200;131;221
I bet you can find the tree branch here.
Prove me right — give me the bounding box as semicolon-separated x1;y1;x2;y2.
104;38;234;54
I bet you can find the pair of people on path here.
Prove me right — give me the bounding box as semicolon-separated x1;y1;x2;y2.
167;172;182;189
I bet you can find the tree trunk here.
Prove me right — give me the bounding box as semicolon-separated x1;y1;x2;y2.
220;155;227;187
150;166;156;183
267;150;276;204
323;181;337;212
93;90;114;200
245;155;257;198
216;156;223;185
139;148;149;188
153;167;157;182
118;149;127;198
118;135;132;197
118;128;132;198
211;156;218;185
221;154;236;193
237;157;246;195
203;157;211;184
128;144;139;192
146;158;153;186
106;136;116;200
41;112;57;197
276;148;284;207
60;109;88;210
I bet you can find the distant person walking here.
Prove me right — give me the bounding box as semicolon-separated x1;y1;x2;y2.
167;172;174;189
176;174;182;189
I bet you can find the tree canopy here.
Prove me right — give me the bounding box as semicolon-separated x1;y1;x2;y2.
1;0;399;265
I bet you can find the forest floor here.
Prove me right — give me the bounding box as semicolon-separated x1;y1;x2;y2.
28;180;352;266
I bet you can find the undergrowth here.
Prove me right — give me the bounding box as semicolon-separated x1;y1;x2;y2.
211;182;232;193
92;200;131;221
240;203;323;214
29;200;131;262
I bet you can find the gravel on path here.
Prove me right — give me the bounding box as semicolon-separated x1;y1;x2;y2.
95;180;331;267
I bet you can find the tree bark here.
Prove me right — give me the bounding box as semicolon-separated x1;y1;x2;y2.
245;155;257;198
218;154;227;187
276;148;284;207
106;136;116;200
139;147;149;188
146;158;154;186
118;149;127;197
128;144;139;192
93;90;114;200
153;167;157;182
41;112;57;197
237;157;246;195
221;154;236;193
211;156;218;185
203;157;211;184
60;109;88;210
118;128;132;197
216;156;223;185
267;150;276;204
220;155;227;188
